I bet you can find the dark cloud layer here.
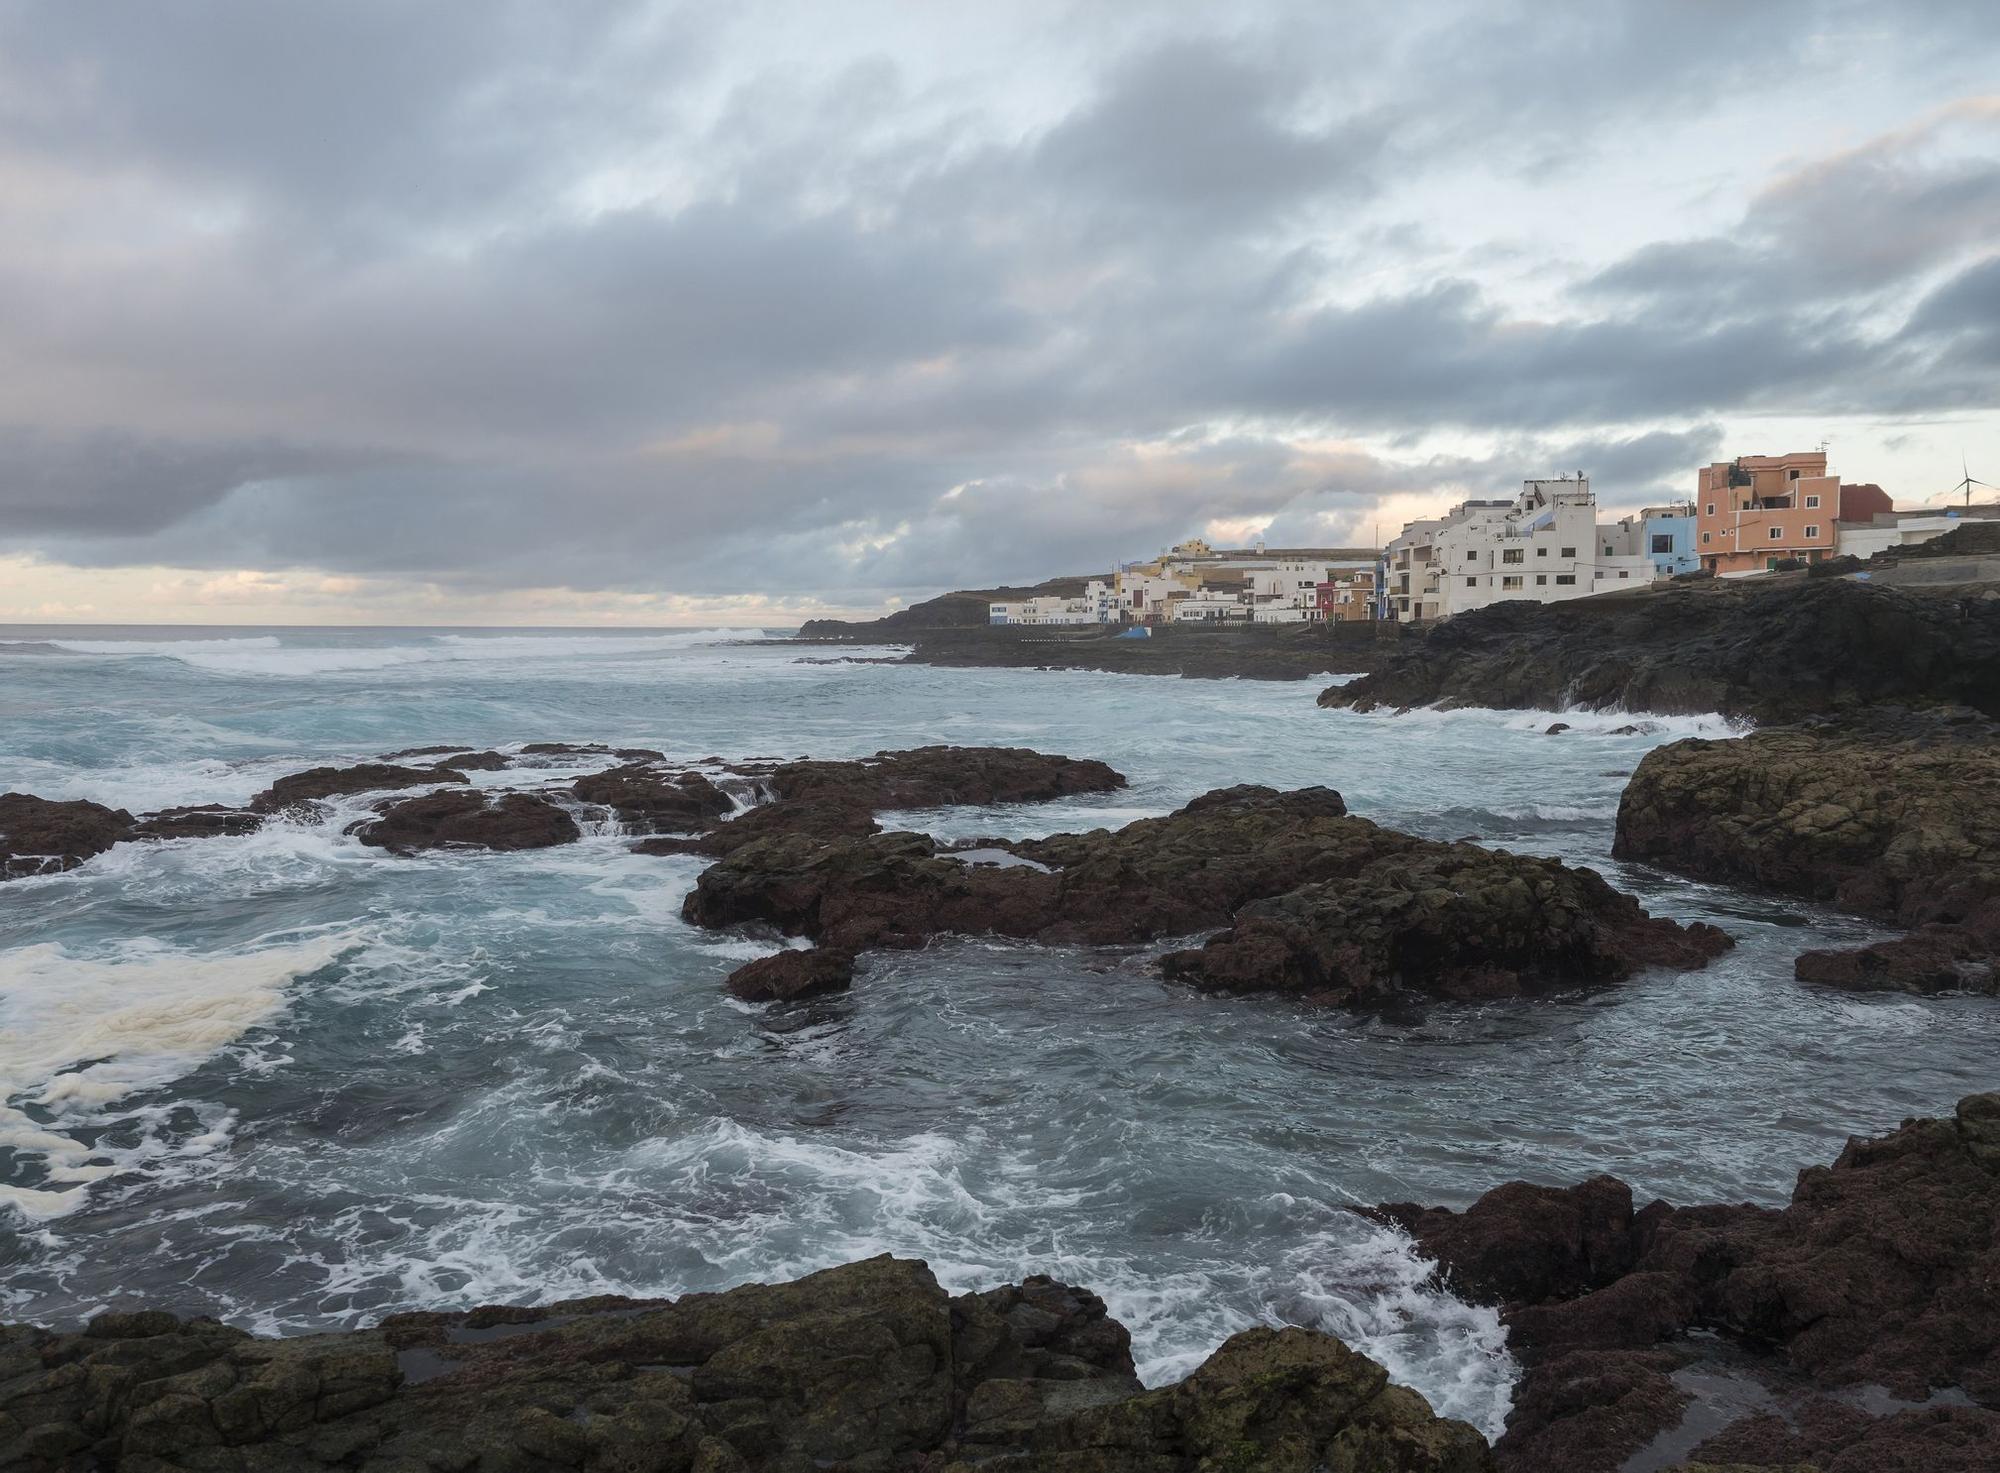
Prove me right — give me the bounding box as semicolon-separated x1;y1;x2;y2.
0;0;1996;608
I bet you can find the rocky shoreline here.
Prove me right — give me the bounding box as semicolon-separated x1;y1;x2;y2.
0;1258;1493;1472
7;1096;1994;1471
1318;575;2000;723
1370;1091;2000;1472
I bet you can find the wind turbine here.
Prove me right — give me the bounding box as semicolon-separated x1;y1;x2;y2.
1945;452;1995;508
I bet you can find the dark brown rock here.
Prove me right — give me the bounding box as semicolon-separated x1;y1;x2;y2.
767;744;1126;810
684;785;1728;1005
0;792;132;878
1615;708;2000;992
724;946;856;1002
349;791;582;854
571;763;735;834
0;1256;1488;1471
1375;1092;2000;1473
250;762;469;813
129;804;263;841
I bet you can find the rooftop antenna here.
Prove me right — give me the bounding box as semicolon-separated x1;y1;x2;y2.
1946;451;1994;508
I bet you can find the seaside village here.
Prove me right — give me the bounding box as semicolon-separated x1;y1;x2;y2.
988;449;1998;627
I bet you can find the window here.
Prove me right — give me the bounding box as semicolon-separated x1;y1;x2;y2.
1502;548;1523;564
1466;551;1477;563
1560;546;1576;558
1535;574;1547;586
1650;534;1673;554
1502;575;1522;589
1603;545;1613;556
1464;576;1476;588
1768;526;1783;541
1705;503;1715;516
1555;574;1576;586
1803;525;1820;539
1702;531;1712;544
1536;546;1548;557
1804;495;1820;509
1787;468;1801;480
1619;571;1629;579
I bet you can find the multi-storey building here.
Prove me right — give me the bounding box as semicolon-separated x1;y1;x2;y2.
1694;453;1839;575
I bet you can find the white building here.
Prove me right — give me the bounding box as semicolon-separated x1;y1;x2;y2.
1391;477;1660;621
1837;508;1999;560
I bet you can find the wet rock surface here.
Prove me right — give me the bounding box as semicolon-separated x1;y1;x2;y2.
724;946;856;1002
1319;577;2000;723
0;1256;1491;1472
1615;708;2000;994
688;785;1729;1005
350;791;584;855
250;761;471;813
1373;1093;2000;1472
0;793;133;878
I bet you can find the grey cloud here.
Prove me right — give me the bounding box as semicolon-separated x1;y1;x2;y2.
0;1;1995;609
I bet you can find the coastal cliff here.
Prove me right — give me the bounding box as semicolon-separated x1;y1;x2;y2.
1318;576;2000;722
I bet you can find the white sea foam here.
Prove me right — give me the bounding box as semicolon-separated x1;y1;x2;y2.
0;932;357;1220
38;629;770;678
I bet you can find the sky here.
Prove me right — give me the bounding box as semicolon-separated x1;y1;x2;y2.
1;1;1997;626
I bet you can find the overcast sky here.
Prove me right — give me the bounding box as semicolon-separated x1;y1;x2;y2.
2;0;1997;625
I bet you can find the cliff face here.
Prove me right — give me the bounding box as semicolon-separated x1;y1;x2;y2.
1317;577;2000;723
0;1257;1494;1471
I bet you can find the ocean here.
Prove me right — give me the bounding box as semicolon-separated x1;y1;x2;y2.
2;623;1993;1439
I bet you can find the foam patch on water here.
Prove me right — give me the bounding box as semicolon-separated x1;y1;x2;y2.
0;931;358;1220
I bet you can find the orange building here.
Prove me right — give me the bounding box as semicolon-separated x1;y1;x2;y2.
1694;452;1843;575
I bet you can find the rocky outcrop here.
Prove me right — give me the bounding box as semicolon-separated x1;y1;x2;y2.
0;793;133;877
685;785;1729;1006
4;745;1124;876
1320;577;2000;722
570;763;734;834
350;791;583;855
1160;846;1730;1006
725;946;856;1002
1373;1093;2000;1472
250;762;470;813
1614;708;2000;993
0;1256;1491;1472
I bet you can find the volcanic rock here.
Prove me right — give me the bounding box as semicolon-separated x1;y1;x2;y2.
0;792;132;878
1374;1092;2000;1471
129;804;263;841
684;784;1728;1005
0;1256;1490;1471
350;790;582;854
724;946;856;1002
1320;577;2000;722
1615;707;2000;992
767;744;1126;810
250;762;470;813
571;762;734;834
1159;846;1731;1005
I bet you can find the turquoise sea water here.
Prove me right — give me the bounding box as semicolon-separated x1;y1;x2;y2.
2;624;1994;1438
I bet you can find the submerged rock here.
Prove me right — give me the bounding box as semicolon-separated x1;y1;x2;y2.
350;790;583;854
1320;577;2000;722
1615;708;2000;993
0;792;132;878
1373;1092;2000;1471
684;784;1728;1006
250;761;470;813
0;1256;1490;1471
